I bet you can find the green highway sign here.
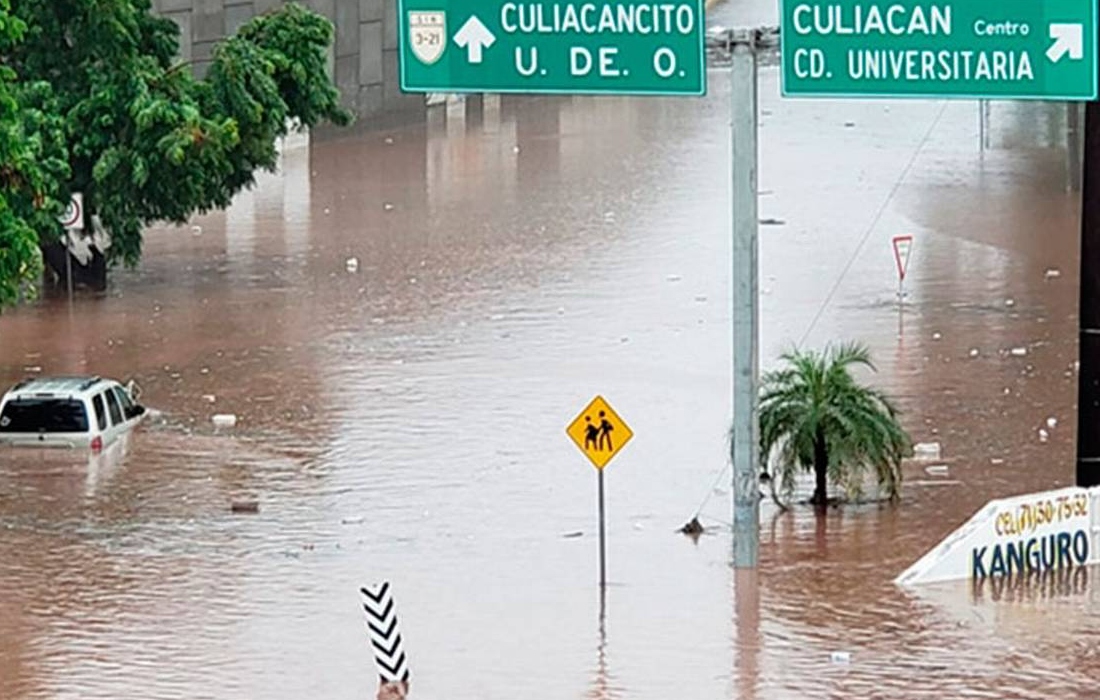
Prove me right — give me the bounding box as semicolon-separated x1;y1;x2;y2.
397;0;707;95
780;0;1098;100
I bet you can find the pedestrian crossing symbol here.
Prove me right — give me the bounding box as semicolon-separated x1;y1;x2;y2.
566;396;633;470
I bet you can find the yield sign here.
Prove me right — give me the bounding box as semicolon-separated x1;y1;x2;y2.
892;235;914;282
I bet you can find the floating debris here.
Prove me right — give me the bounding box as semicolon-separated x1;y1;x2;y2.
680;517;704;536
231;500;259;514
913;442;942;460
212;414;238;428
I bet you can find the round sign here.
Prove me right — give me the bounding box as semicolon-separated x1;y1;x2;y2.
61;196;82;229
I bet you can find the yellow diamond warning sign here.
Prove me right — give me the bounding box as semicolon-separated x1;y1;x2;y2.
566;396;633;470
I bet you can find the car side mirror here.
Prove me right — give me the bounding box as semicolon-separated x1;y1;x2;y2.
127;404;146;419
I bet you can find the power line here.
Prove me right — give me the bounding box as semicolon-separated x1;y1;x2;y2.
799;101;951;347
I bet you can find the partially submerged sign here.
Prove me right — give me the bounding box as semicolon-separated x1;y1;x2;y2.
60;193;83;231
896;486;1100;586
781;0;1099;100
398;0;707;95
892;234;913;282
566;395;633;470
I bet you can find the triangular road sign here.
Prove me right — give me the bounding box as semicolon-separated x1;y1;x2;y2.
892;235;914;281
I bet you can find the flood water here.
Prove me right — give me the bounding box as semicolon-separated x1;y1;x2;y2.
2;26;1099;700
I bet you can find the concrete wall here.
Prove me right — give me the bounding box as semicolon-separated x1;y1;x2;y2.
151;0;424;123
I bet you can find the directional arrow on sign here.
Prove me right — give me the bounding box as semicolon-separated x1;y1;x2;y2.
1047;23;1084;63
454;15;495;64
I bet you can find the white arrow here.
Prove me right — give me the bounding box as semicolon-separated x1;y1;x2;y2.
1046;23;1084;63
454;15;495;64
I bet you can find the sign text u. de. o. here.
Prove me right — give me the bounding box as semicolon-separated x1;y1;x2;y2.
398;0;707;96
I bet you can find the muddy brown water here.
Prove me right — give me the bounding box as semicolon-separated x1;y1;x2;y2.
2;67;1098;698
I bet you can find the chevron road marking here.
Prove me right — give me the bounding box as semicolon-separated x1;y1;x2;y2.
360;582;410;684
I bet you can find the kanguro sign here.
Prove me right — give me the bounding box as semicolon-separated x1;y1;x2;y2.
781;0;1099;100
897;486;1100;586
398;0;707;95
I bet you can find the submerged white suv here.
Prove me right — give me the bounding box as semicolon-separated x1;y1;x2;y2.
0;376;146;451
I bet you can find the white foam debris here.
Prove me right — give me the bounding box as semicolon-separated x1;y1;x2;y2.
913;442;942;460
212;414;237;428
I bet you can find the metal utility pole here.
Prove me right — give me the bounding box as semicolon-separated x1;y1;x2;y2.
1077;101;1100;489
730;29;761;568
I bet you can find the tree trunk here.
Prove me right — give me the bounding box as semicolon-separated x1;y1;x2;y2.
811;429;828;510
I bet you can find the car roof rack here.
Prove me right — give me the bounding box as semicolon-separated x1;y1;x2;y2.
77;376;102;392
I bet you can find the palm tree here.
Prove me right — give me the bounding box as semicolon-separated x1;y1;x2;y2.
758;342;911;509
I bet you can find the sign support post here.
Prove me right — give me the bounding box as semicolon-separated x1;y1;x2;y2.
730;29;761;570
597;468;607;588
566;396;634;588
1077;102;1100;489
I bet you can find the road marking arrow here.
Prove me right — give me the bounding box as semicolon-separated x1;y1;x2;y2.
1047;23;1084;63
454;15;495;64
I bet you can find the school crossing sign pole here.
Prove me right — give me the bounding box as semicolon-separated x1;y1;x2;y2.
397;0;707;95
566;396;634;590
781;0;1098;100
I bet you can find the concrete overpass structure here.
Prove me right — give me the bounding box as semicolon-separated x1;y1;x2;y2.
151;0;425;123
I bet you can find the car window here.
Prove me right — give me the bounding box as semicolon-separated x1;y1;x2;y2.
0;398;90;433
92;394;108;431
104;390;123;426
113;386;134;412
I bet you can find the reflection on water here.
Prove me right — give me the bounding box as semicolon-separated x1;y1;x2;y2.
972;565;1092;605
0;60;1097;699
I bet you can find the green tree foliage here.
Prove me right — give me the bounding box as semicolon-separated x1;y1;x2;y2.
758;342;912;509
0;0;68;306
0;0;349;304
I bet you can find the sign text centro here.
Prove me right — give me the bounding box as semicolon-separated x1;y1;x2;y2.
398;0;707;95
780;0;1099;100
